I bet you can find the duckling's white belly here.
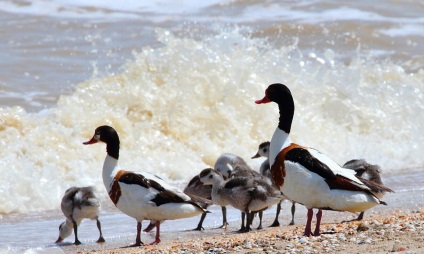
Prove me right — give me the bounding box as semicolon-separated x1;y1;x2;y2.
248;198;280;212
281;161;380;212
72;205;100;223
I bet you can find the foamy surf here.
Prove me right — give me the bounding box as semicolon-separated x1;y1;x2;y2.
1;27;423;216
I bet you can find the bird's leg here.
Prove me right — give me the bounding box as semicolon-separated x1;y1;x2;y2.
194;212;207;231
148;221;161;245
356;212;364;221
238;212;247;232
245;211;252;232
257;211;263;230
289;201;296;225
313;209;322;236
96;219;105;243
124;221;144;247
270;202;281;227
72;219;81;245
304;209;314;236
342;211;365;223
219;206;229;229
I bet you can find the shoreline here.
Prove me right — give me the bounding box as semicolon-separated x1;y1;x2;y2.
59;206;424;254
2;174;424;253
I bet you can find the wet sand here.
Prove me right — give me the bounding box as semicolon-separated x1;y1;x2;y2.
58;206;424;254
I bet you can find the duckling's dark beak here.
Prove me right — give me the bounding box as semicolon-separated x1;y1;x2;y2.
194;180;204;188
55;236;64;243
251;153;261;159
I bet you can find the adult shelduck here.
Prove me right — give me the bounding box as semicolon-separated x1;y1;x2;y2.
255;83;393;236
55;186;105;245
83;125;208;246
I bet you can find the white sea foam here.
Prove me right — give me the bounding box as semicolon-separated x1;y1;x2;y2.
0;28;423;215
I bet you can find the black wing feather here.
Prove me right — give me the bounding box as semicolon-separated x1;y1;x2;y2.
285;148;336;180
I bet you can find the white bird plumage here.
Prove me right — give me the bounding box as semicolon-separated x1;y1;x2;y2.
255;83;393;236
83;125;208;246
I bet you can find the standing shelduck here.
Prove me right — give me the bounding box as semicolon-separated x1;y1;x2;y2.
55;186;105;245
255;83;393;236
83;125;207;246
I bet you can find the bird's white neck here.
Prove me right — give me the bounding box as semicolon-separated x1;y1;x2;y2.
210;175;226;203
102;154;119;191
269;127;291;166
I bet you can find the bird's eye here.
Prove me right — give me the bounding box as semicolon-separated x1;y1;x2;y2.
264;148;268;153
209;175;213;178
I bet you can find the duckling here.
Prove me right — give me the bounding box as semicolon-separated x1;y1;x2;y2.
214;153;251;179
198;168;283;232
55;186;105;245
183;172;217;230
215;153;270;229
252;141;296;226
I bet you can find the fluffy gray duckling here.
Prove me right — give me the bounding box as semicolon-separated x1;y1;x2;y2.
215;153;269;229
252;141;296;226
56;186;105;245
198;168;283;232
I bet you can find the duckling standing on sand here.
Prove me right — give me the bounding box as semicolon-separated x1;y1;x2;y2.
213;153;257;229
252;141;296;226
215;153;271;230
56;186;105;245
183;172;215;230
198;168;283;232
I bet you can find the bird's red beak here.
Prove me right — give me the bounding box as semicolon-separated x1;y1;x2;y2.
255;95;271;104
83;137;98;145
255;88;271;104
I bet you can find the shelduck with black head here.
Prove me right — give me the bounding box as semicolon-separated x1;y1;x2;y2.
255;83;393;236
83;125;208;246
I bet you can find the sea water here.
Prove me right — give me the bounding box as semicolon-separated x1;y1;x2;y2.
0;0;423;252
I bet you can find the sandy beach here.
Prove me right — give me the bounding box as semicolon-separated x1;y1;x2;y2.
46;172;424;254
57;205;424;254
